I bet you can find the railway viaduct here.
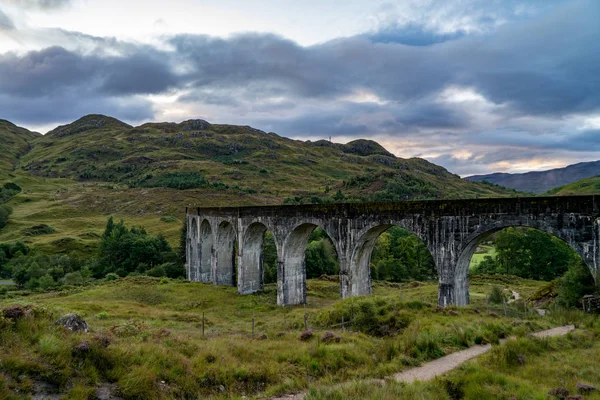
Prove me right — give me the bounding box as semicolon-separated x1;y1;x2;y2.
185;196;600;307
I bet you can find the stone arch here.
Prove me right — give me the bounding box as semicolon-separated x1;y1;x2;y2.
454;221;595;306
239;222;276;294
189;217;199;281
198;219;214;283
215;220;236;286
348;222;432;297
280;222;338;306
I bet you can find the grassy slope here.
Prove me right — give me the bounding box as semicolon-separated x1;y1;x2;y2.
0;114;517;253
545;175;600;196
0;120;41;176
0;275;560;399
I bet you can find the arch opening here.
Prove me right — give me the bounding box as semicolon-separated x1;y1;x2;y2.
460;226;596;308
215;221;236;286
189;217;199;282
239;222;276;294
198;219;213;283
281;224;339;306
350;225;436;297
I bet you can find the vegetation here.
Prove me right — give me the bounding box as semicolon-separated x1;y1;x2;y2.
545;175;600;196
371;227;436;281
471;228;598;308
0;275;576;399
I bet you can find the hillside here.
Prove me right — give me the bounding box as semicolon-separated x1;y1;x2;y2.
466;160;600;194
0;114;517;254
20;114;515;202
0;120;41;175
545;175;600;196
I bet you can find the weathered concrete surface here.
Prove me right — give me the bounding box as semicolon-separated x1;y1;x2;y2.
186;196;600;306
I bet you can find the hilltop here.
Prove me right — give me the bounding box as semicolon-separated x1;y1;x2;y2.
466;160;600;194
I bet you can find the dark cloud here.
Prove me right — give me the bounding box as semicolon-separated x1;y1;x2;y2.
168;0;599;120
0;45;174;126
0;9;14;30
3;0;72;10
0;92;153;128
364;23;465;46
0;46;179;97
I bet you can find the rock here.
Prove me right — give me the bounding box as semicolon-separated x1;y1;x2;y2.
74;340;90;354
577;382;598;393
55;313;89;333
321;331;341;343
2;305;27;320
448;310;459;316
548;387;569;399
566;395;583;400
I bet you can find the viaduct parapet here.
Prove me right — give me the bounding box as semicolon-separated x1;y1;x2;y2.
186;196;600;307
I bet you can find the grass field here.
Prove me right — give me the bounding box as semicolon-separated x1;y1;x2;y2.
1;274;590;399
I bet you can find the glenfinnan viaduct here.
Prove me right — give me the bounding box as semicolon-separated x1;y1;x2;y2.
186;196;600;307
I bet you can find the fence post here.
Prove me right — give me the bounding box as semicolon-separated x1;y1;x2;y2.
202;312;205;337
252;316;255;337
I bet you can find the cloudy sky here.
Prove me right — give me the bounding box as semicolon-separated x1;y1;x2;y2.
0;0;598;176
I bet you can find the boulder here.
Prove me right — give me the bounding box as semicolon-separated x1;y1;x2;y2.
55;313;89;333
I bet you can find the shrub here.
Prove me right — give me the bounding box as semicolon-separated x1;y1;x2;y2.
22;224;56;236
105;272;119;281
96;312;109;320
489;286;505;304
300;330;314;341
160;216;179;223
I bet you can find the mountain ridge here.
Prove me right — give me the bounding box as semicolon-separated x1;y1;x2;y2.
466;160;600;194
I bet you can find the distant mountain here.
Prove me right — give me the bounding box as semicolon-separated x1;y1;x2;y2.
0;120;41;174
465;160;600;194
14;114;516;202
545;176;600;196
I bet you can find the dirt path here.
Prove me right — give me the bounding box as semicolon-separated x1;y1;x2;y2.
393;324;574;383
268;325;575;399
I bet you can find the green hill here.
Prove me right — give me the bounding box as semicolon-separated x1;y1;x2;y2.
545;175;600;196
0;120;41;176
19;114;515;202
0;114;518;254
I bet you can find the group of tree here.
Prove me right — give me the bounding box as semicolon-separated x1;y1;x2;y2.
1;216;185;291
261;226;434;284
370;227;437;281
471;227;597;307
472;228;575;280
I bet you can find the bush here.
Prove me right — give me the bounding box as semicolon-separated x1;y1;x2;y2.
489;286;505;304
23;224;56;236
105;272;119;281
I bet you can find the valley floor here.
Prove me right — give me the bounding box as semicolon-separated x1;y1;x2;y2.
0;276;597;399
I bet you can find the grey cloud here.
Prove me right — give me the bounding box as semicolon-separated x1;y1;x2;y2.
2;0;72;10
170;0;599;118
0;46;179;97
364;22;465;46
0;92;153;127
0;9;14;30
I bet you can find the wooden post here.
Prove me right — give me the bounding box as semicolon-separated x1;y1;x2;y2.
252;316;255;337
303;303;307;330
202;312;205;337
342;315;345;332
419;286;423;303
503;298;507;316
284;314;287;330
